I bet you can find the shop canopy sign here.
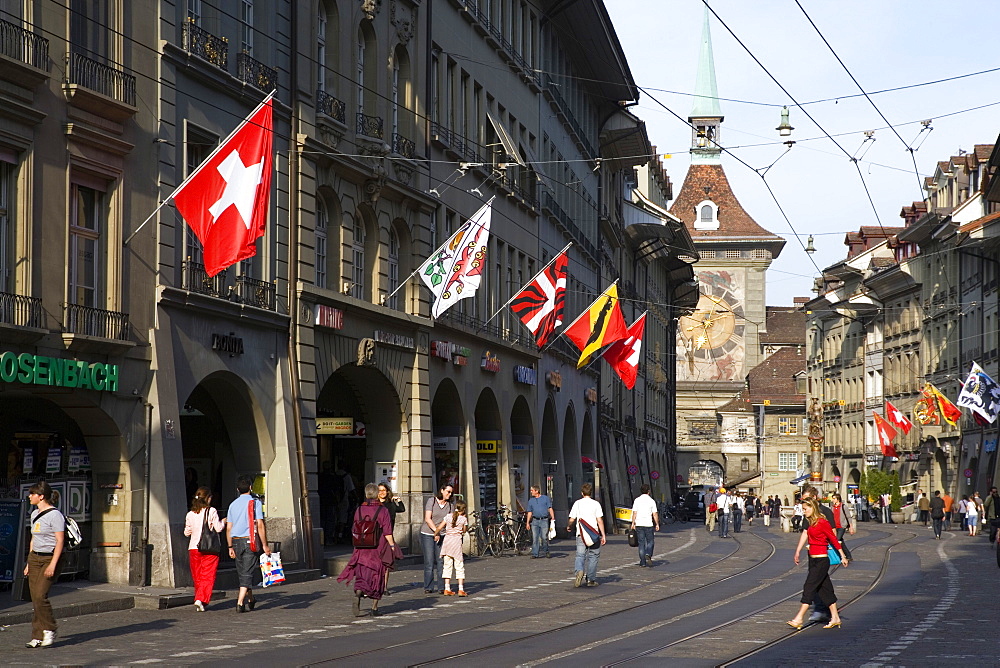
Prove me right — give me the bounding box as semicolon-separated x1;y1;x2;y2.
477;440;500;454
0;352;118;392
316;417;354;434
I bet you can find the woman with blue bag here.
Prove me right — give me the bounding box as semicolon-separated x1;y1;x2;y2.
786;499;848;630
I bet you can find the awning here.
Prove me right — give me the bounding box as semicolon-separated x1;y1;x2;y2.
582;456;604;469
790;473;811;485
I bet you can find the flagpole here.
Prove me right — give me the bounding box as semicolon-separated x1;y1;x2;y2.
482;242;572;328
123;90;277;247
538;279;619;355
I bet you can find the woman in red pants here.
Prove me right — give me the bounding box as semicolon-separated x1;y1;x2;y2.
183;487;226;611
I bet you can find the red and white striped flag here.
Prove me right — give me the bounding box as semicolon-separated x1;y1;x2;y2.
509;247;568;347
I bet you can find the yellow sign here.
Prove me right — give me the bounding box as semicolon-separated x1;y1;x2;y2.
477;440;499;455
614;506;633;521
316;417;353;434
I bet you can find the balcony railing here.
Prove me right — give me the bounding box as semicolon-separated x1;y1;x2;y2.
541;72;597;159
234;275;276;311
437;309;534;348
237;52;277;93
0;18;49;70
63;303;130;341
316;88;346;123
183;260;229;299
429;121;490;165
391;132;415;159
357;112;384;139
0;292;42;328
541;191;598;261
183;20;228;70
68;52;136;106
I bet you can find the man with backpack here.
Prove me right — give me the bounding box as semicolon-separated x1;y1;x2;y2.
703;487;718;533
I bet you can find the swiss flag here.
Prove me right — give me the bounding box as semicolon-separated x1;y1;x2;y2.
173;98;274;276
884;400;913;435
872;411;898;458
603;312;646;389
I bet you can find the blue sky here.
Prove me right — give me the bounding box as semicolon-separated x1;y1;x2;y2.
606;1;1000;306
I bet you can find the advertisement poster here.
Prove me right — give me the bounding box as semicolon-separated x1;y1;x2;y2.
68;481;91;521
45;448;62;474
376;461;398;493
0;500;22;582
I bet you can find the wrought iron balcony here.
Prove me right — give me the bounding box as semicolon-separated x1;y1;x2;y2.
234;275;276;311
541;191;598;262
0;292;42;328
63;303;130;341
391;132;415;159
183;260;229;299
541;73;597;159
183;20;228;70
67;52;136;106
316;88;345;124
237;52;277;93
0;18;49;70
357;112;384;139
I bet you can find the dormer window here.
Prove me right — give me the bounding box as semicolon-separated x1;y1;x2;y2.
694;199;719;230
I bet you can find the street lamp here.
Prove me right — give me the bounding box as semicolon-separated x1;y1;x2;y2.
776;106;794;138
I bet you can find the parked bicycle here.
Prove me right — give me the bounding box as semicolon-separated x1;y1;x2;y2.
469;505;531;557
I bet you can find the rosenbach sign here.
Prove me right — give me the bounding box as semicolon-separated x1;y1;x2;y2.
0;352;119;392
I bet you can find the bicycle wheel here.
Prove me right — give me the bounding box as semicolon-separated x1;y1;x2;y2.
514;525;531;555
662;510;676;525
487;525;504;557
474;525;490;557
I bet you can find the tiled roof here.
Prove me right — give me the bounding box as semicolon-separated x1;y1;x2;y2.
759;307;806;345
718;393;752;413
974;144;995;162
958;210;1000;233
745;346;807;406
669;164;784;241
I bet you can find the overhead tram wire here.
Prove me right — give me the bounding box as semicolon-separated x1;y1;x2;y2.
794;0;926;197
702;0;896;246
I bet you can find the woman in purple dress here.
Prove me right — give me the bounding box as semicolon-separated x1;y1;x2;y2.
337;483;398;617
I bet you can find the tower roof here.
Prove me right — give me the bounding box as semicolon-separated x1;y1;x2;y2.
690;8;722;121
669;164;786;256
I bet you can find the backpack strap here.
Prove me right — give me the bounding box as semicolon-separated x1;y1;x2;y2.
33;508;56;522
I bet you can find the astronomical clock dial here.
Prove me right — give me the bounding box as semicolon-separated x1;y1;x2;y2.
678;286;745;361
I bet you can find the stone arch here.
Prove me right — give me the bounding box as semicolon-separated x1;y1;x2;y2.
562;402;579;507
509;394;534;511
431;378;464;494
474;387;502;510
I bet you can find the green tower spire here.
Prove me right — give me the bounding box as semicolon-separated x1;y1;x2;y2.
689;7;723;163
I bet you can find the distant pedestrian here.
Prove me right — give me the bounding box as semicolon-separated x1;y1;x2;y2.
918;492;930;527
717;488;732;538
183;486;225;611
762;496;773;527
982;487;1000;542
24;481;65;648
226;475;271;613
770;496;781;527
567;482;606;587
704;487;719;534
880;493;892;524
786;499;847;630
942;491;954;531
968;493;982;536
377;483;405;594
958;495;969;531
830;493;854;560
792;500;803;532
526;485;554;559
930;491;945;539
338;483;397;616
421;483;454;594
733;492;745;533
629;484;659;567
435;499;468;596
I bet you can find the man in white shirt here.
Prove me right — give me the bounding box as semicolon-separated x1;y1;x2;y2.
630;484;660;567
567;483;606;588
716;487;731;538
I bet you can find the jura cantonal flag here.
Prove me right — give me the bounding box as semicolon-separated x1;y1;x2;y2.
872;412;898;459
884;400;913;435
510;247;568;347
172;97;274;276
419;198;492;318
564;282;628;368
603;312;646;389
957;362;1000;424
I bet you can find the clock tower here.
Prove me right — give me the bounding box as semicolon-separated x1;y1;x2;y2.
671;9;786;489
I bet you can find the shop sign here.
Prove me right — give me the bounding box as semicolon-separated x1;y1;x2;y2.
453;346;470;366
585;388;598;404
481;350;500;373
985;439;997;453
865;455;881;466
614;506;633;522
23;449;33;472
546;370;562;391
316;417;354;434
0;352;119;392
68;446;90;472
211;333;244;356
434;437;459;451
904;453;920;461
315;304;344;329
512;443;530;451
45;449;61;473
477;440;499;454
430;341;453;361
373;330;415;350
513;365;536;385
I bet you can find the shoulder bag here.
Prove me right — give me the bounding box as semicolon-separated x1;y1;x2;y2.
827;544;842;565
198;508;221;554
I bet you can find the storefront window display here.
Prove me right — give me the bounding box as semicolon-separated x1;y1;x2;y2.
433;436;460;496
477;440;499;510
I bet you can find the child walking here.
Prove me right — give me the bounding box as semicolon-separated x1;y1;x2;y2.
435;500;468;596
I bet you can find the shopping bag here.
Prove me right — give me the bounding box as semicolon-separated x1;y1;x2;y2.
260;551;286;587
547;519;556;541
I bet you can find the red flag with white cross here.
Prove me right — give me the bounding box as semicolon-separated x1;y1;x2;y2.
872;411;898;458
602;312;646;389
884;400;913;435
173;96;274;276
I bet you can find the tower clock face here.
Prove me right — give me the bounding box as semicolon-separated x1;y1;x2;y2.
679;288;745;361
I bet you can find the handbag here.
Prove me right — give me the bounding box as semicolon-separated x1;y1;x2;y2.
197;508;221;554
247;497;261;553
259;551;286;587
708;503;718;514
827;545;842;565
578;519;601;547
627;528;638;548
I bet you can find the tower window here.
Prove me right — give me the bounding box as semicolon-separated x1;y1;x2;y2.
694;199;718;230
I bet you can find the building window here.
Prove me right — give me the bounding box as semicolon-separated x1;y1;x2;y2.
356;28;365;113
184;125;217;267
694;199;718;230
315;199;328;289
778;452;797;471
0;159;12;293
778;417;798;435
352;220;365;299
241;0;254;55
741;457;750;471
738;427;748;439
187;0;202;24
700;205;712;223
69;183;104;308
317;6;326;92
388;228;399;309
726;249;741;258
391;56;399;137
70;0;110;62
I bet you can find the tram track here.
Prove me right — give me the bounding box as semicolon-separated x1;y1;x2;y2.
303;527;775;666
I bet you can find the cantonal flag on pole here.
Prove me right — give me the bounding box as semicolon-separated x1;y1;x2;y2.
872;411;898;459
419;198;493;318
884;400;913;435
172;95;274;277
563;282;628;369
602;311;646;390
957;362;1000;424
509;245;569;347
927;382;963;427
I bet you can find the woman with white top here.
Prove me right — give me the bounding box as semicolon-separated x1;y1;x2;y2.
183;486;226;611
24;481;65;648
